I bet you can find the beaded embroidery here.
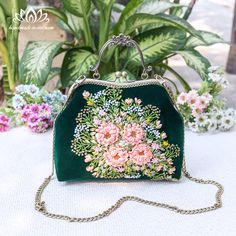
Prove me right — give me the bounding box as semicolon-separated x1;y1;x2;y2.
71;88;180;180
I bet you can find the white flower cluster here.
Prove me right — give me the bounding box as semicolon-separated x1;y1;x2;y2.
208;66;229;88
188;108;235;133
177;66;235;133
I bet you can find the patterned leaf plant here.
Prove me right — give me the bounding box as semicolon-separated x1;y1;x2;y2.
18;0;226;91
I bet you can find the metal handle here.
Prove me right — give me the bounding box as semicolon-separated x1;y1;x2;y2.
90;34;152;79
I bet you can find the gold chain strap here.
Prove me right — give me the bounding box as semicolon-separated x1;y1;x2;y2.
35;159;224;222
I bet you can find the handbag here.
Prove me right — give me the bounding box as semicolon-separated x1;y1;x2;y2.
35;34;223;222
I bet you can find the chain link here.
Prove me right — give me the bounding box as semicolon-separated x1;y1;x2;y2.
35;159;224;222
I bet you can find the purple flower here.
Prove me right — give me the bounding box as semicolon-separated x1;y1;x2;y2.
28;114;39;124
30;104;40;113
0;114;10;132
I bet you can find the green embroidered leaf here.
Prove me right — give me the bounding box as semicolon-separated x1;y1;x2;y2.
125;13;200;38
185;30;226;48
61;0;91;17
137;0;184;14
61;49;98;87
19;41;63;86
177;50;211;80
101;71;136;82
113;0;144;34
122;27;186;67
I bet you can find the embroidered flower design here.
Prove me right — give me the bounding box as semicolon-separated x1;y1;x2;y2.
130;144;152;165
123;123;144;145
71;88;180;180
104;146;128;167
95;122;120;146
82;90;90;99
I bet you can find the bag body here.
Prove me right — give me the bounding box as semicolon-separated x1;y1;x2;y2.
35;35;223;222
54;79;184;182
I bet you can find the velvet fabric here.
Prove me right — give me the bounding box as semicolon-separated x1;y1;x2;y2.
54;83;184;181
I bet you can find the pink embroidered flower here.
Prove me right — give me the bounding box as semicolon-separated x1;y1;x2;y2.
104;146;128;167
160;132;167;139
120;111;127;117
156;165;163;172
168;167;176;174
86;166;93;172
82;90;90;99
125;98;133;104
130;144;153;165
94;146;102;153
151;157;159;164
99;110;106;116
0;114;10;132
167;158;173;165
151;143;160;150
95;122;119;146
134;97;142;104
93;117;101;126
123;123;144;145
177;92;187;105
160;153;166;159
85;155;92;162
156;120;162;129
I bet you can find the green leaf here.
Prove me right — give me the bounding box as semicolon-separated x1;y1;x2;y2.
177;50;211;80
101;70;136;82
46;67;61;82
137;0;184;14
113;0;144;34
93;0;114;7
61;49;98;87
159;63;191;92
122;27;186;67
125;13;200;38
112;3;125;13
61;0;91;17
0;5;7;35
185;30;226;48
56;11;82;38
19;41;63;86
43;7;68;23
0;0;27;16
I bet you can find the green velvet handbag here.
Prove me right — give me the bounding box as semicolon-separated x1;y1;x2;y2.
35;35;223;222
